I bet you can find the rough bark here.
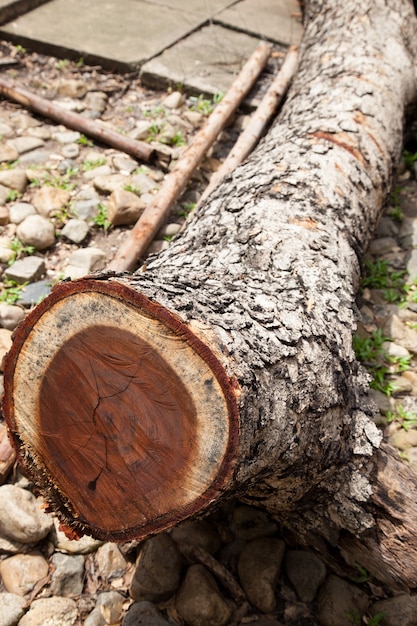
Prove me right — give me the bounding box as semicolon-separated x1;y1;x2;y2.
3;0;417;591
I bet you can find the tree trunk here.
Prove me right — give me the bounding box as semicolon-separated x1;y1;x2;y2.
3;0;417;591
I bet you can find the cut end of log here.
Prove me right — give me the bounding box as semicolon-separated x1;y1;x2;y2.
3;279;239;541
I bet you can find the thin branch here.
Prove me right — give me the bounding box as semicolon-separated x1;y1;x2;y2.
108;43;273;272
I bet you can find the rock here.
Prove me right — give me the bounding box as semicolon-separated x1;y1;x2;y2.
0;142;19;162
406;249;417;278
175;564;232;626
52;130;82;144
130;120;154;140
0;237;15;263
58;98;85;113
61;218;90;243
58;79;88;98
8;202;37;224
66;247;107;273
0;303;25;330
0;184;10;205
27;126;52;141
52;519;102;554
50;552;85;596
0;592;26;626
107;189;145;226
72;197;101;220
369;593;417;626
19;596;79;626
122;601;171;626
84;91;108;113
163;91;184;109
183;110;204;128
384;313;417;354
95;542;128;580
284;549;327;602
10;136;45;155
0;552;49;596
32;186;71;218
388;428;417;450
0;169;28;193
84;607;106;626
0;328;12;371
62;143;80;159
130;172;158;193
129;533;183;602
237;537;285;612
83;165;113;181
317;574;369;626
232;505;278;540
0;484;53;544
4;256;46;284
93;173;129;194
96;591;125;624
369;388;395;416
375;216;399;238
16;215;55;250
0;205;9;225
381;340;411;358
19;148;51;165
17;280;53;308
171;520;221;555
112;155;138;173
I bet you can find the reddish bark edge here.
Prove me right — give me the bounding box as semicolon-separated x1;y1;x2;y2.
2;277;240;542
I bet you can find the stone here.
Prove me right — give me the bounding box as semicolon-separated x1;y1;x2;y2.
370;594;417;626
284;549;327;602
50;552;85;596
84;607;106;626
27;126;52;140
58;99;86;113
84;91;108;113
163;91;185;109
175;564;232;626
317;574;369;626
237;537;286;613
62;143;81;159
183;110;204;128
66;247;107;273
32;186;71;217
0;169;28;193
83;164;113;181
8;202;37;224
171;520;221;555
52;130;82;144
107;189;145;226
130;533;183;603
0;485;53;544
0;302;25;330
60;218;90;243
368;237;399;256
375;216;399;238
130;120;154;141
96;590;125;624
17;280;53;308
112;155;138;174
58;78;88;98
52;519;102;554
0;329;13;371
406;249;417;280
0;552;49;596
381;340;410;359
122;601;171;626
232;505;278;540
130;172;158;195
0;592;26;626
19;596;79;626
72;197;101;220
19;148;51;165
16;215;56;250
388;428;417;451
0;205;9;225
0;184;9;205
0;142;19;163
95;542;128;581
4;256;46;284
0;237;15;264
384;313;417;354
92;173;130;194
10;136;45;155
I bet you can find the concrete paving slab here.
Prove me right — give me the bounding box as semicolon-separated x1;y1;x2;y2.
0;0;214;70
216;0;303;46
141;23;263;96
0;0;50;26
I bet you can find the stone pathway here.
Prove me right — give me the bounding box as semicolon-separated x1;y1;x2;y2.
1;36;417;626
0;0;302;94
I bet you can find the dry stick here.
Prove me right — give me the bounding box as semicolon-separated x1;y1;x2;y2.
108;42;272;273
0;78;157;165
198;45;299;205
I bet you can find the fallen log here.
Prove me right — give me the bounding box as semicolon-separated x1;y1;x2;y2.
3;0;417;592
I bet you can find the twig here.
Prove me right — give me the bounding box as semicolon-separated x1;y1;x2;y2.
0;78;158;164
108;43;272;272
199;45;299;204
